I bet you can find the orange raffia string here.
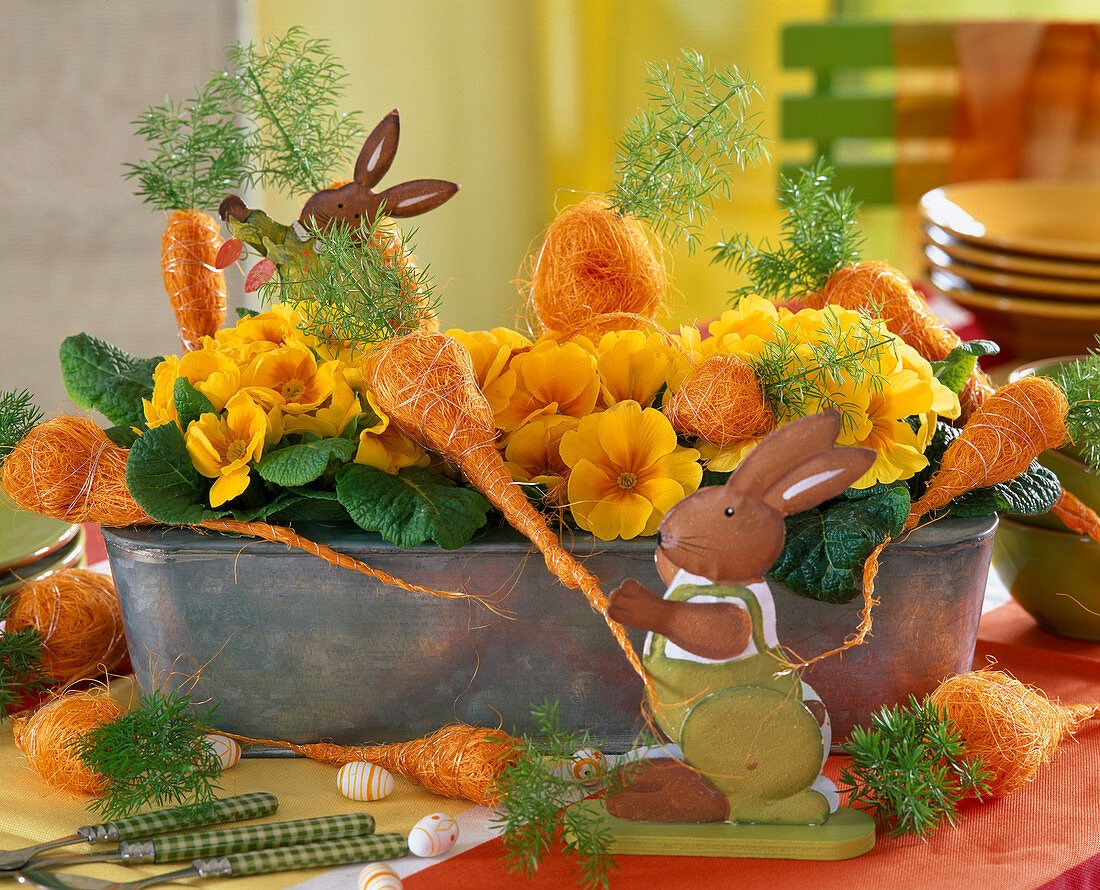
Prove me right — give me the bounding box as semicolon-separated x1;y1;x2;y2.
161;210;227;352
226;724;520;807
368;330;650;686
928;668;1099;796
11;690;125;795
906;376;1068;530
521;196;667;337
1;417;459;599
5;569;129;686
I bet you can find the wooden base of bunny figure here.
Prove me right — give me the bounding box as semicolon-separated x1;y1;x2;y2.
590;411;876;859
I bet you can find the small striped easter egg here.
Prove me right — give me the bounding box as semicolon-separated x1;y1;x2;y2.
205;734;241;770
571;747;608;785
408;812;459;857
338;761;396;801
358;863;402;890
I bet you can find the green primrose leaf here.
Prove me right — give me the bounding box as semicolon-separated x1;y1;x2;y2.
126;423;218;524
267;486;352;522
930;340;999;395
335;464;492;550
173;378;217;428
60;333;163;429
255;437;357;487
104;425;140;449
770;485;910;603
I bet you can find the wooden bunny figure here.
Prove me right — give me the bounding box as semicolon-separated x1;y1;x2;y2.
607;410;875;826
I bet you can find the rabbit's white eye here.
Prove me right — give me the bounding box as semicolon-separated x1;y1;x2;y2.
724;507;735;516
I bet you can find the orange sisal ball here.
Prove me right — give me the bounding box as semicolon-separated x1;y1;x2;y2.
11;691;125;795
1;417;152;527
665;354;775;446
5;569;129;686
929;669;1098;796
525;197;667;337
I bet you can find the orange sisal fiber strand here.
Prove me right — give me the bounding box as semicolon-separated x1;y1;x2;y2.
2;417;153;526
811;261;995;419
523;197;667;337
11;690;125;795
906;376;1068;530
1051;488;1100;545
228;724;519;807
161;210;227;352
369;331;650;685
928;668;1098;796
665;354;775;446
5;569;129;686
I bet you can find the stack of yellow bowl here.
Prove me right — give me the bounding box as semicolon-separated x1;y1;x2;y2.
0;494;84;599
919;181;1100;362
991;357;1100;640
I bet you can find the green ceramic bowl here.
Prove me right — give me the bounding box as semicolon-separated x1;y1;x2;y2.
992;515;1100;640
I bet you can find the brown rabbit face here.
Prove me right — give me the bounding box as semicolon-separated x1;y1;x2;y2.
299;185;379;234
656;487;785;586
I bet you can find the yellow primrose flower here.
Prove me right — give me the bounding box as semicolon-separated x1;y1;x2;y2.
848;369;938;487
185;392;268;508
143;356;182;429
504;416;578;507
560;401;701;540
705;297;781;354
446;327;532;416
215;303;306;350
594;330;681;409
177;348;242;412
241;345;338;414
281;372;362;439
496;339;601;431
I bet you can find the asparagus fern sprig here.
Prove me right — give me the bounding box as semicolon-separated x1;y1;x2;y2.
72;689;222;820
0;597;51;718
1050;347;1100;470
0;388;42;468
840;695;991;838
221;26;363;196
491;701;616;890
122;82;249;212
611;48;768;253
711;159;863;301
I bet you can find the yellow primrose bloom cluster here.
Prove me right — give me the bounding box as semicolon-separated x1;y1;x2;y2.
142;305;429;507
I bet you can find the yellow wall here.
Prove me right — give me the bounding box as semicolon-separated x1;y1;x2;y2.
253;0;830;333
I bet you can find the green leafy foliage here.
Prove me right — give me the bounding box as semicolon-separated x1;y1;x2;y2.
930;340;999;395
72;690;222;820
1049;349;1100;471
221;27;362;196
770;485;910;603
126;423;217;525
173;378;216;429
104;425;140;449
0;389;43;468
0;598;51;717
939;460;1061;518
840;696;990;837
255;438;356;487
60;334;162;430
492;701;616;890
611;48;767;253
123;80;249;212
711;160;862;300
336;465;492;550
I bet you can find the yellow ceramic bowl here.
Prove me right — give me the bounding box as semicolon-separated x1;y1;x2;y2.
923;222;1100;282
993;515;1100;640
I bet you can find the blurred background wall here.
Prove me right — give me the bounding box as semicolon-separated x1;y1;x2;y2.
2;0;1095;415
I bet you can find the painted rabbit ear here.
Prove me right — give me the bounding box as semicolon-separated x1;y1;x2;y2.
762;446;875;516
354;109;401;189
377;179;460;218
726;410;844;498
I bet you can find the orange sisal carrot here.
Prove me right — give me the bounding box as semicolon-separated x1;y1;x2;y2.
161;209;228;351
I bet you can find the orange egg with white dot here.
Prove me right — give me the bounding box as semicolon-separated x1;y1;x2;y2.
408;812;459;857
358;863;402;890
337;761;395;801
571;747;607;785
205;734;241;770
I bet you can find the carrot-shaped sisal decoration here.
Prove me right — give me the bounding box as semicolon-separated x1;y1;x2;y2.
226;724;519;807
1;417;458;599
368;331;649;683
161;209;228;352
906;376;1068;530
1051;487;1100;546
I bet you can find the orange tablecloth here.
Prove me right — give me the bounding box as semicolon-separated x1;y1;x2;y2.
404;602;1100;890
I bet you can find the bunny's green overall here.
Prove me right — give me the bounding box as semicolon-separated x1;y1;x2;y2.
643;581;831;825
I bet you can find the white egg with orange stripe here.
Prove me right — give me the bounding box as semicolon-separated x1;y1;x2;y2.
570;747;608;786
357;863;402;890
407;812;459;857
204;734;241;770
337;761;395;801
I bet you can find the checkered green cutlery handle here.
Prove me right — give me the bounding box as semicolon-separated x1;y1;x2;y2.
128;814;375;863
77;794;279;842
193;834;408;877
